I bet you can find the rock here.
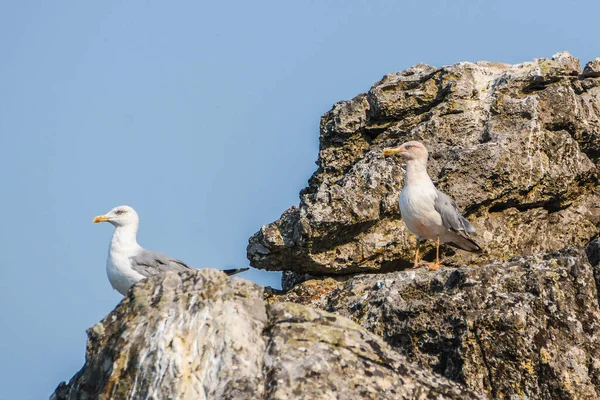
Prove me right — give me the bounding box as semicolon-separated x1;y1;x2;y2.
583;58;600;78
266;245;600;399
587;236;600;267
52;269;484;400
587;235;600;307
264;303;484;400
248;52;600;275
52;269;268;400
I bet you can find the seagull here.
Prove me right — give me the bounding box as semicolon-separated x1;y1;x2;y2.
382;141;481;270
93;205;249;295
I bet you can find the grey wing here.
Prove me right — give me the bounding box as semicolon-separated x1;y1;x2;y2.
130;250;192;278
434;190;476;234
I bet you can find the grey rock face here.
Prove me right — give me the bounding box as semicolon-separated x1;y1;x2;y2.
267;245;600;399
248;52;600;274
52;270;484;400
583;58;600;78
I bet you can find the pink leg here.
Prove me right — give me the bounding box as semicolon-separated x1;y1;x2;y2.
428;236;442;271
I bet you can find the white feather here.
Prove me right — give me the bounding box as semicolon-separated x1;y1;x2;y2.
399;178;444;240
106;225;145;296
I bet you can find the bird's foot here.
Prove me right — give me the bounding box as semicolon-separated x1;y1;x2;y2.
427;262;442;271
406;261;427;270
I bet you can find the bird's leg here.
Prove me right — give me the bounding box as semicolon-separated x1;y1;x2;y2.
415;239;420;267
428;236;442;271
406;237;422;270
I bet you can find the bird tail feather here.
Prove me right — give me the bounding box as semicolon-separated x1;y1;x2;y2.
447;232;482;253
222;267;250;276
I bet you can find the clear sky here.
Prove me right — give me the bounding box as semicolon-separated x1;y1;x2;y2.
1;1;598;398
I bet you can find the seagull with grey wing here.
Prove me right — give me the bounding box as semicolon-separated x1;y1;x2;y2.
93;205;248;295
383;141;481;270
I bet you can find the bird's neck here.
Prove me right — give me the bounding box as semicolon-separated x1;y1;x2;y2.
404;160;433;187
110;224;141;252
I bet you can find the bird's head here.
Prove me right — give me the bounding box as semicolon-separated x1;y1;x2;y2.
93;205;139;227
382;141;428;162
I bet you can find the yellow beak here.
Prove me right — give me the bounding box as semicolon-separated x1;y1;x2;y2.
93;215;110;223
382;147;404;156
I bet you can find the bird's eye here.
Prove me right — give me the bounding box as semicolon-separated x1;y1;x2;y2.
115;210;125;215
405;145;412;150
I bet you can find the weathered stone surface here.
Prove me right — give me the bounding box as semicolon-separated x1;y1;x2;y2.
264;303;484;400
52;270;483;400
587;235;600;307
588;236;600;266
248;52;600;274
266;245;600;399
583;58;600;78
52;270;268;400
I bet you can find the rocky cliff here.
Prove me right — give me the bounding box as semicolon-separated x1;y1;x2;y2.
246;51;600;399
248;51;600;276
54;53;600;400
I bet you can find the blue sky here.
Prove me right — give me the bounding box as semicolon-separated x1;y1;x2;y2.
1;1;598;398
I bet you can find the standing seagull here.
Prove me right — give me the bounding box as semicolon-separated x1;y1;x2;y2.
93;205;248;295
383;141;481;270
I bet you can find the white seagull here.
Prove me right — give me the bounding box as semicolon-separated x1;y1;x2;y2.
93;205;248;295
383;141;481;270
